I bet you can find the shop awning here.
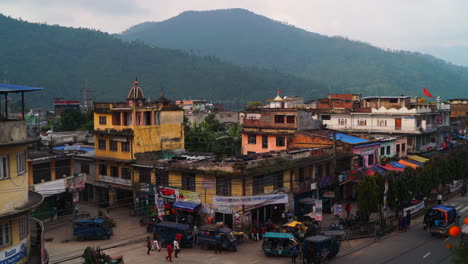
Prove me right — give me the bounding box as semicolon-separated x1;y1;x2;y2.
390;162;406;169
408;155;429;164
379;164;404;172
173;201;201;212
283;221;303;227
405;159;424;167
398;160;420;169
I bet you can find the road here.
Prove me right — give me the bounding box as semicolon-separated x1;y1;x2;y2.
332;195;468;264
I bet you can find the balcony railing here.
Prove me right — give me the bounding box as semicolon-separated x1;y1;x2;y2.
98;175;132;186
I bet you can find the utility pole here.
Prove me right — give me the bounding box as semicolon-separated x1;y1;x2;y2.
81;80;94;112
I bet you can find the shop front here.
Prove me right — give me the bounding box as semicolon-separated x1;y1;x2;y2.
338;170;363;201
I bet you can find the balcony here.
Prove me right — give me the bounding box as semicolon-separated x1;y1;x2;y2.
0;120;39;146
98;175;132;186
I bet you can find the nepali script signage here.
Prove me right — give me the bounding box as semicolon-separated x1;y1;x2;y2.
403;200;425;215
213;194;288;206
0;239;27;264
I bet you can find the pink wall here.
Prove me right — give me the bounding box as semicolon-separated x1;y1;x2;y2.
352;144;379;168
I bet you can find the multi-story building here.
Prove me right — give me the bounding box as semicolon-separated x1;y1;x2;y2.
0;84;43;264
93;80;184;207
242;94;321;155
53;99;80;117
315;95;451;153
448;99;468;135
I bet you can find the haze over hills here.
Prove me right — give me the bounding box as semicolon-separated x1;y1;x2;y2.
121;8;468;99
0;13;328;109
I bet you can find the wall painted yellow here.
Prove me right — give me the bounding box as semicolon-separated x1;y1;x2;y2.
0;215;30;264
0;145;28;215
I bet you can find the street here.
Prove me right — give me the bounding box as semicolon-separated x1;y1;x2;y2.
332;195;468;264
44;195;467;264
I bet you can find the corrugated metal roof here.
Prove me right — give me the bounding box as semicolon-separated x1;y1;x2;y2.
0;83;43;93
334;133;370;144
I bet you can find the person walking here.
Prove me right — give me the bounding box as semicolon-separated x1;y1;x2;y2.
215;233;222;254
251;225;258;241
401;215;408;232
261;225;266;240
146;236;152;255
176;232;183;244
291;244;298;263
406;211;412;231
165;243;173;262
193;225;198;244
345;203;351;218
437;194;443;205
173;239;180;258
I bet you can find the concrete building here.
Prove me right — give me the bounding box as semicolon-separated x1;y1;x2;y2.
0;84;43;264
92;80;184;208
53;99;80;117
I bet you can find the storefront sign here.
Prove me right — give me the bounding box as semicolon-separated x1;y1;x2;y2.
213;193;288;206
0;239;27;264
156;197;165;218
160;186;179;200
403;200;425;215
319;176;332;187
202;178;215;190
334;204;342;216
179;190;201;203
214;205;232;214
315;199;323;221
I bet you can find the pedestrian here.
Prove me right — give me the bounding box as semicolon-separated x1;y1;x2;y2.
290;244;298;263
345;203;351;218
401;215;407;232
146;236;152;255
281;211;286;223
286;211;292;222
406;211;412;231
176;232;183;244
173;239;180;258
437;194;443;205
251;225;258;241
165;243;173;262
193;225;199;244
261;225;266;240
215;233;222;254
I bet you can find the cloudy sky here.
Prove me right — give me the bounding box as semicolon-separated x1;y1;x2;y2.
1;0;467;64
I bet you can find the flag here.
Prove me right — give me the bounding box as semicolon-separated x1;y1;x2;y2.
423;87;434;98
277;89;281;94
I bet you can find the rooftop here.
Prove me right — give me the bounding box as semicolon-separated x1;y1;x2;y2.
0;83;43;94
362;96;411;100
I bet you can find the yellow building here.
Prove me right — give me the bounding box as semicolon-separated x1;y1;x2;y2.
0;84;43;264
93;80;184;208
133;148;334;228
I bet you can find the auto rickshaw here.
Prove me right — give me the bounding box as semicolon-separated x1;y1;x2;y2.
460;225;468;247
423;205;459;237
302;235;340;264
262;232;297;257
140;214;160;233
154;221;193;248
197;223;237;251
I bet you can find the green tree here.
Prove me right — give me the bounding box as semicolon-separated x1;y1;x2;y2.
357;175;383;222
57;108;86;131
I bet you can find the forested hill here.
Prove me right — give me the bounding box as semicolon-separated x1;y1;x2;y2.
0;14;327;109
121;8;468;99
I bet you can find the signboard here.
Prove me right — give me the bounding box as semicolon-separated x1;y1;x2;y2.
202;177;215;190
214;205;232;214
403;200;425;215
334;204;342;216
73;192;79;202
179;190;201;203
0;239;27;264
213;193;288;206
315;199;323;221
160;187;179;200
319;176;332;187
450;181;463;193
156;197;165;218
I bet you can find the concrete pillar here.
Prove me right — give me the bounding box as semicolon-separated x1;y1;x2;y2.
51;160;56;181
120;112;124;126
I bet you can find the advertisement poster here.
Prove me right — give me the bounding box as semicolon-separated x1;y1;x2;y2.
156;197;165;218
315;199;323;221
334;204;342;216
179;190;201;203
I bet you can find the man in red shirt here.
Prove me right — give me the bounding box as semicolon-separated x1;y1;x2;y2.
176;232;183;244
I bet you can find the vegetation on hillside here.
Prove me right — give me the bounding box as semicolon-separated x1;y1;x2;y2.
0;14;326;110
122;8;468;99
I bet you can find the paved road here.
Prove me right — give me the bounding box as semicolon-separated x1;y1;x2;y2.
332;195;468;264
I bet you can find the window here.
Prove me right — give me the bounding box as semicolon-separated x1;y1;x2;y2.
396;144;400;154
386;146;391;155
286;115;295;124
216;177;232;196
121;168;131;180
99;164;107;176
273;172;284;189
274;115;285;123
389;98;398;103
81;162;90;174
139;168;152;184
111;166;118;177
262;136;268;149
98;139;106;150
377;120;387;127
19;216;28;239
357;119;367;126
321;115;331;120
276;136;285;147
338;118;347;126
16;152;26;175
33;163;51;184
0;155;8;180
99;116;107;125
298;168;305;183
252;175;264;195
110;141;118;152
121;142;130;152
248;135;257;144
368;154;374;166
182;172;196;191
0;221;11;248
56;159;70;178
380;147;385;156
402;143;406;152
416;118;421;127
157;171;169;186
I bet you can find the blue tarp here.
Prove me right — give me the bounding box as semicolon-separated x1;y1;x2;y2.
54;146;94;152
263;232;295;239
173;201;201;212
371;166;388;174
458;135;468;140
334;133;370;144
390;162;406;168
0;83;43;93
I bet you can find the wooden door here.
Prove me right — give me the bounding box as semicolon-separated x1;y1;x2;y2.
395;118;402;130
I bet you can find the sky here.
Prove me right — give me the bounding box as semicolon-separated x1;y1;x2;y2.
1;0;467;64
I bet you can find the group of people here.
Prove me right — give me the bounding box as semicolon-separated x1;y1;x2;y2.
399;211;412;232
250;219;281;241
146;232;184;262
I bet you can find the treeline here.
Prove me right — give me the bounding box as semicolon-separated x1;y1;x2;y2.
0;14;326;110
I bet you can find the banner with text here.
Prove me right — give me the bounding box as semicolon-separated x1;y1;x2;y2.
213;193;288;206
